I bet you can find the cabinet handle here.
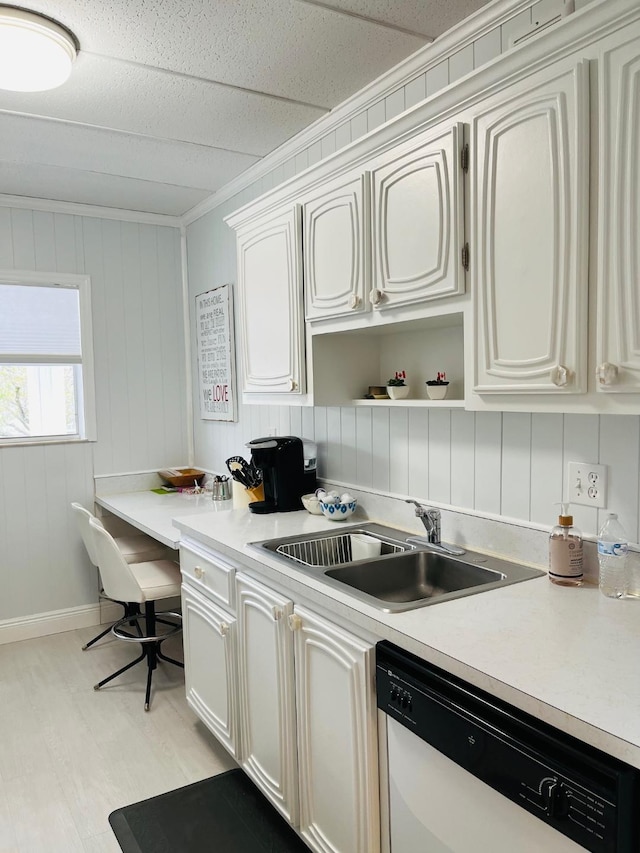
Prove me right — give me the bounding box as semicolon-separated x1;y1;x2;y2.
219;621;229;638
348;294;361;310
288;614;302;632
194;566;205;579
596;362;619;386
288;378;297;392
550;365;571;387
272;606;282;621
369;288;383;306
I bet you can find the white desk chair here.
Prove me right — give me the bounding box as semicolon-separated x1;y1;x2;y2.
71;502;168;650
89;516;183;711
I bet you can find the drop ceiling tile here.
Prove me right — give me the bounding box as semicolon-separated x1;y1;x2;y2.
28;0;427;106
0;54;326;156
0;162;209;216
0;113;259;191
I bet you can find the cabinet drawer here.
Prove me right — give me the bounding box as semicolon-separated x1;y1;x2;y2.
180;540;237;612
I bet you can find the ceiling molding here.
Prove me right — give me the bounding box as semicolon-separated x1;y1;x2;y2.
0;194;182;227
181;0;543;226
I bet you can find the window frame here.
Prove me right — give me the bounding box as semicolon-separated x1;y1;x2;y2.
0;269;96;445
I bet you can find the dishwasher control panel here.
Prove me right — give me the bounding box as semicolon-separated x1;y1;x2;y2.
377;642;639;853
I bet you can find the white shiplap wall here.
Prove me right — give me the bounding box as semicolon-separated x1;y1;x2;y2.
0;207;186;620
187;0;640;546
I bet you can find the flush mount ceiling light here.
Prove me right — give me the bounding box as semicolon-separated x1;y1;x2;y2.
0;5;78;92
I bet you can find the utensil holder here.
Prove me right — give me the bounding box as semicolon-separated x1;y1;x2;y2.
232;480;264;508
211;480;232;501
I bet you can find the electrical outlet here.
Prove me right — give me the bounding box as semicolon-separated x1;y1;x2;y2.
568;462;607;508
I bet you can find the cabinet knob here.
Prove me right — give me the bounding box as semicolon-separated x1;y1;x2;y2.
194;566;205;579
288;378;297;392
288;614;302;632
550;365;571;387
349;294;362;310
369;288;383;306
219;621;229;638
596;362;619;386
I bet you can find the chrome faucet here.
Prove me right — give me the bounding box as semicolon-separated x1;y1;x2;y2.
404;499;465;556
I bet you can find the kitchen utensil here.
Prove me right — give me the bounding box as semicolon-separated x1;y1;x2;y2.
212;477;232;501
226;456;262;489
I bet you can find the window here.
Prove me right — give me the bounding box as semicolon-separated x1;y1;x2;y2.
0;270;96;443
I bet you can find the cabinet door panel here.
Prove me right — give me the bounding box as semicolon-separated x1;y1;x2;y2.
597;33;640;392
472;61;589;394
236;574;298;825
293;605;379;853
237;206;304;394
182;585;237;757
371;123;464;308
304;174;368;320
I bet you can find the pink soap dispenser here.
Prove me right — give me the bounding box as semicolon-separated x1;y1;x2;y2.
549;502;583;586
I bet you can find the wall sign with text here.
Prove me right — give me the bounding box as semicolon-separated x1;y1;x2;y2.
195;284;237;422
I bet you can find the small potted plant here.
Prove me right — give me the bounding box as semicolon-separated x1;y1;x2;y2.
425;371;449;400
386;370;410;400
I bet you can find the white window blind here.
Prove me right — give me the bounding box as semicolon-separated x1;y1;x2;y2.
0;284;81;360
0;272;95;443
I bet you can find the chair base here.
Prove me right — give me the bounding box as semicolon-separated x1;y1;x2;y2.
82;601;141;650
93;602;183;711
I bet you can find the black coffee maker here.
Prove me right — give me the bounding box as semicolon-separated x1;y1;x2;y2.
246;436;305;514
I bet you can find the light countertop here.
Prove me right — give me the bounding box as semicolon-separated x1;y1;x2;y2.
173;504;640;771
95;490;232;548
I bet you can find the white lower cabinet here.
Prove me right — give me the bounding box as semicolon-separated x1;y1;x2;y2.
292;603;379;853
236;573;298;824
234;572;379;853
181;583;238;758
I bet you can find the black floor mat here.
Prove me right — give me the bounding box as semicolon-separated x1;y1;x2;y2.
109;769;309;853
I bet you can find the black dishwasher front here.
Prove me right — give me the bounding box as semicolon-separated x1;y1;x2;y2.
376;641;639;853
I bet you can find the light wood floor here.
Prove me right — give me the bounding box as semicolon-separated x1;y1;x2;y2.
0;623;237;853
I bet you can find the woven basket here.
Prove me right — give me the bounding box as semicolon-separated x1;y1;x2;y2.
158;468;205;488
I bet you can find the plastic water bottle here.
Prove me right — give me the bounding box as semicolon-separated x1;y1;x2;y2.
598;513;629;598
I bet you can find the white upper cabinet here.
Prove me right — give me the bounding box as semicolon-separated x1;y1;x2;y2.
471;60;589;395
596;29;640;393
304;173;369;321
235;205;305;395
370;122;465;310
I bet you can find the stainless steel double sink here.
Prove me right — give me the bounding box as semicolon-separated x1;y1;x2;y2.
250;523;544;613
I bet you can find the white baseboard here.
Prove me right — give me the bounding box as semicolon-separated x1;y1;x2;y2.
0;596;185;646
0;602;108;646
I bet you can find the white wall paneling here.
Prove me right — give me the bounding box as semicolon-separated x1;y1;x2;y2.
529;414;565;527
0;206;186;621
501;413;532;523
599;416;640;542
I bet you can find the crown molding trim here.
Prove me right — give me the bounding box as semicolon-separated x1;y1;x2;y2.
0;193;182;227
181;0;561;226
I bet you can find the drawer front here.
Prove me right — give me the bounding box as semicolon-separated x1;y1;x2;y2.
180;540;237;612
